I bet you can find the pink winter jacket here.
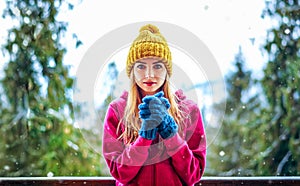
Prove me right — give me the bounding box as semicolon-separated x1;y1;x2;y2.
102;90;206;186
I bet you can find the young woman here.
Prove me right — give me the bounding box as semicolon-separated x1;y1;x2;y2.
102;24;206;186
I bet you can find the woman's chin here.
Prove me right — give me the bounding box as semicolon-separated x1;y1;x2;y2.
140;86;160;96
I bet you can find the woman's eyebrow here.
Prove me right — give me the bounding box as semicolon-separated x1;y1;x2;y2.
153;61;164;64
135;60;163;64
135;61;146;64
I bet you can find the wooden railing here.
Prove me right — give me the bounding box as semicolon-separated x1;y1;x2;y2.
0;176;300;185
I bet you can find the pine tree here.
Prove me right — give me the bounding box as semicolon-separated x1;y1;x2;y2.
0;0;104;176
258;0;300;175
206;47;261;176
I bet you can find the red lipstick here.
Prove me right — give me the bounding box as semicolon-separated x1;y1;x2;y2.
143;82;156;86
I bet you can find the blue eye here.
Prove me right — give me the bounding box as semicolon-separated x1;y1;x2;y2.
136;64;146;69
153;64;163;69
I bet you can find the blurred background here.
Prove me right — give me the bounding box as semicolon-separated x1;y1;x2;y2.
0;0;299;177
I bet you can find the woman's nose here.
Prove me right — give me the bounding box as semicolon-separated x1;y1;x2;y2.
145;67;154;78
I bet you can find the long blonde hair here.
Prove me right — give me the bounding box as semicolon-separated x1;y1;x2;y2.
117;72;185;144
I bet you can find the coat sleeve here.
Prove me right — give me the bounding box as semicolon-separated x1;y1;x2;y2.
102;104;152;184
163;104;206;185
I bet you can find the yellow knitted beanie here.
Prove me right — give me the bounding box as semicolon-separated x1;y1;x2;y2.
126;24;172;77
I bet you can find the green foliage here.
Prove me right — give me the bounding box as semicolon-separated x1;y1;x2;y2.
0;0;104;176
206;47;261;176
259;0;300;176
1;0;299;178
207;0;300;176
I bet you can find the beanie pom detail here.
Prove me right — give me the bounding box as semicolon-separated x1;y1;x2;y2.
139;24;160;34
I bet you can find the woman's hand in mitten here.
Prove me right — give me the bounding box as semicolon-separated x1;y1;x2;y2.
138;91;169;140
157;114;178;139
138;91;177;139
138;93;163;139
153;92;178;139
139;119;158;140
138;96;166;140
138;92;168;123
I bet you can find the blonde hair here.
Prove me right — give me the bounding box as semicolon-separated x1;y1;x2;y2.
117;72;185;144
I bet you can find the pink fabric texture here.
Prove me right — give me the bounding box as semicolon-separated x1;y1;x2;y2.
102;90;206;186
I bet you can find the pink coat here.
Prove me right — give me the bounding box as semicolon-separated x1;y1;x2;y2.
102;90;206;186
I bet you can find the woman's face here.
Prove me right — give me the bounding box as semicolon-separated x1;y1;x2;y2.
133;57;167;96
